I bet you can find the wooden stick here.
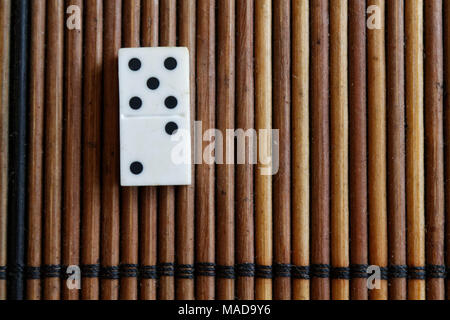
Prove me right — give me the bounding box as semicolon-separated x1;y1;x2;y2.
43;0;64;300
120;0;140;301
330;0;349;301
176;0;196;300
367;0;388;300
157;0;176;301
140;0;158;301
386;0;407;300
255;0;272;301
8;0;29;300
63;0;83;301
445;0;450;301
27;0;45;302
292;0;309;301
236;0;255;301
405;0;426;300
216;0;235;301
273;0;291;301
196;0;216;300
424;0;445;300
82;0;103;300
348;0;368;301
0;0;10;301
101;0;121;300
310;0;330;300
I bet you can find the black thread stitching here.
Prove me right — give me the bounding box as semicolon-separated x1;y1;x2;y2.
389;265;408;279
236;263;255;277
101;266;120;280
255;265;273;279
408;266;426;280
331;267;351;280
25;266;41;280
195;263;216;277
0;266;7;280
81;264;101;278
274;263;291;278
380;267;389;280
158;263;175;277
292;266;310;279
120;264;139;278
140;265;158;279
42;265;61;278
426;265;446;279
365;266;388;280
311;264;330;279
61;265;70;280
350;264;368;279
175;264;194;279
216;265;235;279
7;264;24;281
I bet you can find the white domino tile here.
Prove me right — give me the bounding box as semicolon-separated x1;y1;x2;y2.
118;47;192;186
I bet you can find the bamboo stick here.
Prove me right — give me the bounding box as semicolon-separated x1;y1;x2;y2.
445;0;450;301
236;0;255;301
216;0;235;301
0;0;10;301
310;0;330;300
82;0;103;300
63;0;83;301
273;0;291;301
27;0;45;301
140;0;158;301
348;0;368;301
120;0;141;301
367;0;388;300
255;0;272;301
196;0;216;300
8;0;29;300
292;0;309;301
405;0;426;300
43;0;64;300
157;0;176;301
176;0;196;300
386;0;407;300
330;0;349;301
101;0;122;300
424;0;445;300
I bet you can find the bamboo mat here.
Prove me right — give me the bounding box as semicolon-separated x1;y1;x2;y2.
1;0;450;301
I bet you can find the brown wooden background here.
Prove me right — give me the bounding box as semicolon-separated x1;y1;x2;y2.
1;0;450;300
